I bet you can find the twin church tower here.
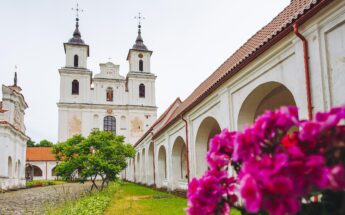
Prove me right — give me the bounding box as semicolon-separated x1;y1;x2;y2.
57;15;157;144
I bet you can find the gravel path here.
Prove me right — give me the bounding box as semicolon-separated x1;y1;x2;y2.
0;182;94;215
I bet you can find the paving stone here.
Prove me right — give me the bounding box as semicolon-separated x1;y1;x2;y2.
0;182;94;215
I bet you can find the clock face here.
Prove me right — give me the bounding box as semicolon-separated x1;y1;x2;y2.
138;53;143;58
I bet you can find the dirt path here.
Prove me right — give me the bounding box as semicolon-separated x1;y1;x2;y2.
0;182;93;215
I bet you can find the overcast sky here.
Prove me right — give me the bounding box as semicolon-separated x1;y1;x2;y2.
0;0;290;143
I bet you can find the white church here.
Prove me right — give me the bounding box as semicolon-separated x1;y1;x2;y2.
0;74;29;190
57;17;157;144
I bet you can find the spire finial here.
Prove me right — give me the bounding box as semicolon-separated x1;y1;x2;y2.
14;65;17;86
68;3;85;44
134;12;145;33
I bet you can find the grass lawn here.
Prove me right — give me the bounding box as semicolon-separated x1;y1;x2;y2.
104;182;187;215
105;182;241;215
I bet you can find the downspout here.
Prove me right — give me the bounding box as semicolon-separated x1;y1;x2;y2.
181;115;190;183
150;131;156;186
293;23;313;120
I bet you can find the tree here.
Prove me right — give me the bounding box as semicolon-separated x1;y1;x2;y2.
27;139;54;147
53;131;135;190
37;139;54;147
27;140;35;147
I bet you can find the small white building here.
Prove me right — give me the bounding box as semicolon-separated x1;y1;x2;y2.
25;147;59;181
0;75;30;190
57;18;157;144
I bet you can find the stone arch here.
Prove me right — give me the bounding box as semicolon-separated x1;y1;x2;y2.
238;81;297;130
171;136;187;189
157;145;167;186
147;142;154;185
32;165;43;177
195;116;221;178
8;156;12;178
141;148;146;183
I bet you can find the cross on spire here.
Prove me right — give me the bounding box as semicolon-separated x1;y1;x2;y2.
71;3;84;21
134;12;145;27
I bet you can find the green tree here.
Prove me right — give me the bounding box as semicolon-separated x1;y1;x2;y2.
37;139;54;147
53;131;135;190
27;140;36;147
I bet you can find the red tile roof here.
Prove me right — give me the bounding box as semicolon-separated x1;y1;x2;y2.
151;0;333;139
26;147;56;161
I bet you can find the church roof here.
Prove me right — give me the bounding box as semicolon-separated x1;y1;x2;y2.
131;24;149;51
67;18;85;45
146;0;332;139
26;147;56;161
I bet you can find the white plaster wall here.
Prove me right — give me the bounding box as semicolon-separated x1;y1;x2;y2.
65;45;88;69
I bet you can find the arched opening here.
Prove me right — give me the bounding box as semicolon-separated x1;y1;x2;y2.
17;160;21;178
139;60;143;72
172;136;187;189
103;116;116;134
106;87;113;101
136;153;140;182
74;55;79;67
93;114;99;131
238;82;297;130
33;165;43;177
158;145;167;187
195;117;221;178
25;164;33;180
72;80;79;95
141;148;146;183
147;142;154;185
8;157;12;178
52;166;57;176
139;84;145;98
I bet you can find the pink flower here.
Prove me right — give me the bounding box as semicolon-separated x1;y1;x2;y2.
240;174;262;213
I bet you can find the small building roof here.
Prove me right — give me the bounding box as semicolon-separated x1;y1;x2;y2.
26;147;56;161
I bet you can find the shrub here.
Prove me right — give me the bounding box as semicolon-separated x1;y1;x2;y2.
187;106;345;215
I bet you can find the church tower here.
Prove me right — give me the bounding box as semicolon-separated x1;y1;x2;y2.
126;21;156;107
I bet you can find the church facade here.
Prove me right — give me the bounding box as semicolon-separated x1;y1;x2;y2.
125;0;345;191
57;19;157;144
0;75;29;190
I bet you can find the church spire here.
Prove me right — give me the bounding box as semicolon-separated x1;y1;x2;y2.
132;13;148;51
68;4;85;44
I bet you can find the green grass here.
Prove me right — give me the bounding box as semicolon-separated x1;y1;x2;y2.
104;182;187;215
47;182;119;215
26;180;65;187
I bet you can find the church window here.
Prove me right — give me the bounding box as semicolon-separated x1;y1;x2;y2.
104;116;116;134
139;84;145;98
8;156;12;178
106;87;113;101
72;80;79;95
139;60;143;72
74;55;79;67
33;165;42;177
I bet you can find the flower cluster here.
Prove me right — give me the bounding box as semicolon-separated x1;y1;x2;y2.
187;106;345;215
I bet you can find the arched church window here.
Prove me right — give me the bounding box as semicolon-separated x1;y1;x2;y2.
139;84;145;98
139;60;143;72
104;116;116;134
74;55;79;67
72;80;79;95
106;87;113;101
8;156;12;178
